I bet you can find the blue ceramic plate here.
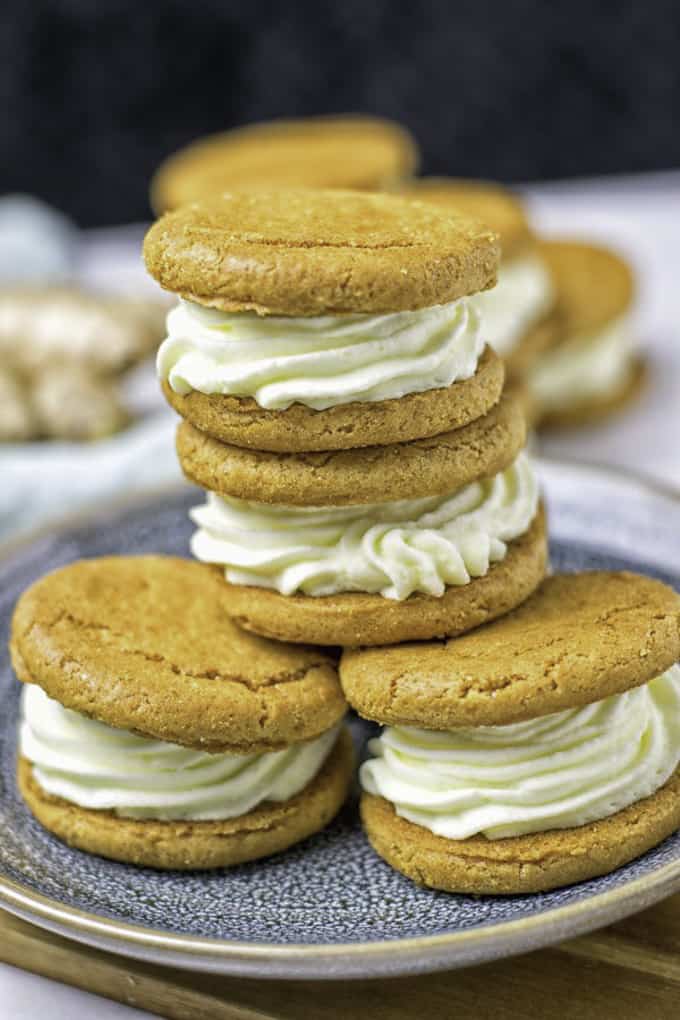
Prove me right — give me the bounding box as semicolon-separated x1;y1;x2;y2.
1;458;680;980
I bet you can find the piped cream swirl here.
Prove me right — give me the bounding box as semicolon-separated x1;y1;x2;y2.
360;665;680;839
472;253;554;357
157;297;485;410
190;453;539;600
20;685;340;821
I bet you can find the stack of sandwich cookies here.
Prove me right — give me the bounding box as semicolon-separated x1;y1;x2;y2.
530;240;643;427
343;572;680;893
396;179;559;379
13;556;352;869
146;189;547;647
151;114;419;213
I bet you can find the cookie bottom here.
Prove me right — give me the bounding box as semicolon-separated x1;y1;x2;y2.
224;506;547;646
161;346;503;453
361;769;680;894
18;727;354;870
538;356;646;431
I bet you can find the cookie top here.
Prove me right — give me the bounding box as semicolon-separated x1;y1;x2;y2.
150;115;420;212
11;555;346;754
396;178;533;262
340;572;680;728
175;390;526;505
539;240;634;338
143;189;500;316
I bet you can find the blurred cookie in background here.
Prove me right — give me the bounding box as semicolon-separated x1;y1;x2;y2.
530;241;643;429
0;288;166;442
396;179;558;377
150;114;419;212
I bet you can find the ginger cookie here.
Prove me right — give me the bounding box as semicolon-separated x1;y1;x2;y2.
340;571;680;728
356;572;680;893
144;188;499;316
11;555;347;754
150;115;419;213
148;188;502;452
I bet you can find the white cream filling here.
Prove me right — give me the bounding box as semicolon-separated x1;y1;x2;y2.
471;254;554;357
157;296;485;410
20;684;340;821
360;665;680;839
189;452;539;600
529;314;635;411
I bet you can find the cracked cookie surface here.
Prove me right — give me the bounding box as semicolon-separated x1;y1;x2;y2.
143;188;499;316
11;555;346;753
340;572;680;728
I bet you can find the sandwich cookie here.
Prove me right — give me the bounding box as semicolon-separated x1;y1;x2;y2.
150;114;419;213
146;189;545;647
345;572;680;893
397;179;558;376
12;556;352;869
146;188;502;452
188;449;546;647
530;240;643;427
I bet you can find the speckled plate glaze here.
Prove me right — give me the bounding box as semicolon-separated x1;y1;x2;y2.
1;457;680;980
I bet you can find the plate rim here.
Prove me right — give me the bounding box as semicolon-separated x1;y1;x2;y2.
1;454;679;979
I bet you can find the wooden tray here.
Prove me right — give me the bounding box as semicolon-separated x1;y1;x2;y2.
3;895;680;1020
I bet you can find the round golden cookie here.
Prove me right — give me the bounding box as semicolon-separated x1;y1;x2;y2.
395;177;533;262
10;555;346;754
162;344;504;454
150;115;420;213
361;769;680;894
143;188;499;316
340;572;680;729
538;356;647;430
18;728;353;870
222;508;547;647
176;391;526;506
539;239;634;338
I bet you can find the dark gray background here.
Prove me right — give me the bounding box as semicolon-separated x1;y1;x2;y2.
1;0;678;226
